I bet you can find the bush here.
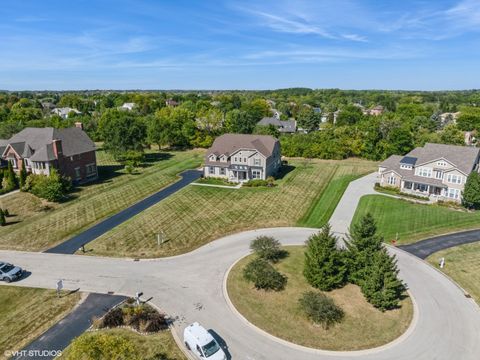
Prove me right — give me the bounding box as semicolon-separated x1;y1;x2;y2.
143;312;169;333
0;209;5;226
101;302;169;333
243;179;268;187
298;291;344;329
243;258;287;291
250;236;287;262
28;169;72;202
66;332;140;360
101;307;124;328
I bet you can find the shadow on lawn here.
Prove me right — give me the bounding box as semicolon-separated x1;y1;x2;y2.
275;164;296;180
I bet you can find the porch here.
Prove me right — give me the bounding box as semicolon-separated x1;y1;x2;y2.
401;180;446;199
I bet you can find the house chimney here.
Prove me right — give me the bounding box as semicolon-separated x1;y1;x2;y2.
75;122;83;130
52;139;63;159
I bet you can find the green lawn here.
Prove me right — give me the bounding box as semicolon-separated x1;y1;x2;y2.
86;158;376;258
227;246;413;351
62;328;186;360
0;148;204;251
426;242;480;304
0;286;81;359
352;195;480;244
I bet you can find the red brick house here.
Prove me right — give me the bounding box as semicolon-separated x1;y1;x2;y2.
0;123;98;184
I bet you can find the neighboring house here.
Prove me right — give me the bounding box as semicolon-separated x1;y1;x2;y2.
271;109;281;120
465;131;477;146
378;143;480;202
258;117;296;133
52;107;81;119
312;107;322;114
439;112;460;127
165;99;179;107
0;140;8;168
204;134;281;183
120;102;136;111
1;123;98;184
364;105;384;116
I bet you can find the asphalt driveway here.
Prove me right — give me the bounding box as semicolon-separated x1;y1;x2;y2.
45;169;202;254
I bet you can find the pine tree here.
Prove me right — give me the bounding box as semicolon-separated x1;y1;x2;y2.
19;161;27;190
0;209;5;226
345;213;384;285
462;172;480;209
361;248;406;311
304;224;347;291
4;162;17;191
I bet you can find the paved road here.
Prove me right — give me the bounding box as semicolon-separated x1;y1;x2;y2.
329;172;377;237
399;228;480;259
14;293;126;360
45;170;202;254
2;227;480;360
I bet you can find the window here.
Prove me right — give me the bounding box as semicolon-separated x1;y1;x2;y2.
437;161;447;167
74;167;81;179
86;164;97;176
416;167;432;177
234;157;237;162
400;164;412;169
254;158;261;166
209;166;215;174
243;157;247;162
446;174;462;184
220;168;226;175
387;176;396;185
252;170;261;179
447;188;460;199
435;171;443;179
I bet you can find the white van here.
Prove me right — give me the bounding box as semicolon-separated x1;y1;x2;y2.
183;322;227;360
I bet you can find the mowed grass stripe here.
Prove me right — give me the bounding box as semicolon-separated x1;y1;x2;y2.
0;150;204;251
88;159;376;258
352;195;480;244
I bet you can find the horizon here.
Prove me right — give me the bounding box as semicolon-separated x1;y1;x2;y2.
1;0;480;90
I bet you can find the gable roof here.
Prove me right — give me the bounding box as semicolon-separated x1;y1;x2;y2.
258;117;296;133
5;127;96;162
207;134;278;158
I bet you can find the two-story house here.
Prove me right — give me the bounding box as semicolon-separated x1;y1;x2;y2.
1;123;98;184
378;143;480;202
204;134;281;183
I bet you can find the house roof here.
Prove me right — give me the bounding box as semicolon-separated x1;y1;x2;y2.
380;143;480;178
258;117;296;133
207;133;278;159
5;127;96;162
0;139;7;156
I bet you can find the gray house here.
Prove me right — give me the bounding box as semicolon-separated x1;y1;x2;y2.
257;117;296;133
204;134;281;183
378;143;480;202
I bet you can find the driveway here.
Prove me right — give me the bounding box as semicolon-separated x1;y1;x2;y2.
45;170;202;254
2;227;480;360
14;293;126;360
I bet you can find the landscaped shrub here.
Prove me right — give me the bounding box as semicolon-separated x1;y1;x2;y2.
243;258;287;291
2;162;17;192
462;172;480;209
28;169;72;202
66;332;140;360
243;179;268;187
304;224;347;291
250;236;287;262
101;307;124;328
298;291;344;329
143;312;169;333
0;209;5;226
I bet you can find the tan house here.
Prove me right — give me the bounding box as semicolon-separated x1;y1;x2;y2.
204;134;281;183
378;143;480;202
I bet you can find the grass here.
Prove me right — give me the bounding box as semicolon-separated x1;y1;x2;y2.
194;177;237;186
227;246;413;351
426;242;480;304
0;286;81;359
86;158;376;258
0;148;204;251
352;195;480;244
62;328;186;360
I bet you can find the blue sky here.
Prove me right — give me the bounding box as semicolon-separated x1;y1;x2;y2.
1;0;480;90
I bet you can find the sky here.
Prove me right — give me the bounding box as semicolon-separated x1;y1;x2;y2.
1;0;480;90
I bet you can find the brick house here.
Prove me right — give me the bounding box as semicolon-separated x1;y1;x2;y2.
0;123;98;184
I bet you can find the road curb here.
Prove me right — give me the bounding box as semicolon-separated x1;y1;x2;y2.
222;244;419;357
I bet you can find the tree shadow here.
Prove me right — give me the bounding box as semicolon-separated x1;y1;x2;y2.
142;152;173;165
208;329;232;360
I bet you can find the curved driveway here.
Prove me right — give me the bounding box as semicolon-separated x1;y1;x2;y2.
2;227;479;360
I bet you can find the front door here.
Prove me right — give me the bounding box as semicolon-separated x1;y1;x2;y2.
238;171;246;180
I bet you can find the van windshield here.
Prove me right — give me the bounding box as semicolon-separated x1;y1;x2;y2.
0;263;14;273
202;340;220;357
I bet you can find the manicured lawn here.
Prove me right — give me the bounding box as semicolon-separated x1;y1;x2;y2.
62;328;186;360
352;195;480;244
227;246;413;351
194;177;237;186
426;242;480;304
0;149;204;251
0;286;81;358
86;158;376;258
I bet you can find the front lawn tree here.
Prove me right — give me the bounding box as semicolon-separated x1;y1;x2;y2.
243;258;287;291
303;224;347;291
298;291;344;329
19;160;27;189
462;172;480;209
250;236;286;262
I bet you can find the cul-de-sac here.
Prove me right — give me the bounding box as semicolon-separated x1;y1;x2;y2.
1;1;480;360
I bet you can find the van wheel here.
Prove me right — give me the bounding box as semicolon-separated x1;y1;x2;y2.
184;342;191;350
4;277;10;283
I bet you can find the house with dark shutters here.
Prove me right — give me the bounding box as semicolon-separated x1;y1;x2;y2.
0;123;98;184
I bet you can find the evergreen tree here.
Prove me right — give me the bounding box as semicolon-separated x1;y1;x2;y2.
345;213;384;285
361;248;406;311
19;161;27;190
3;162;17;191
0;209;5;226
303;224;347;291
462;172;480;209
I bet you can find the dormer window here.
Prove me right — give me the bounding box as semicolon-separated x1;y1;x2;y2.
400;164;412;170
437;161;447;167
